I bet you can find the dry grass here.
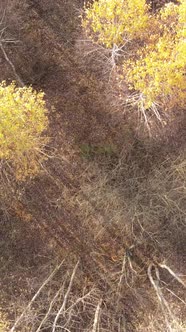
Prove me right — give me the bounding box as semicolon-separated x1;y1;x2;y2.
0;0;185;331
8;258;101;332
6;140;185;332
68;144;186;331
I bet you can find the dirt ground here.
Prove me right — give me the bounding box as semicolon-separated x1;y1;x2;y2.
0;1;185;331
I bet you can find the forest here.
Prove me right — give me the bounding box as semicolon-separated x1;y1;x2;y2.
0;0;185;331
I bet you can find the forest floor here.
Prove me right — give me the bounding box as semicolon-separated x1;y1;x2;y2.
0;0;185;331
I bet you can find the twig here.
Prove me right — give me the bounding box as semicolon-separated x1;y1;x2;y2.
92;299;102;332
165;287;186;306
0;42;24;86
61;289;94;330
10;260;64;332
35;280;67;332
159;263;186;288
148;263;175;332
116;253;127;295
0;7;6;27
66;289;94;313
52;260;79;332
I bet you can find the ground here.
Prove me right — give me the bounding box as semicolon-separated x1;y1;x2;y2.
0;1;185;331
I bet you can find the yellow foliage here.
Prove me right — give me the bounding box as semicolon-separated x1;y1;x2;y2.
0;81;48;180
82;0;186;113
123;0;186;109
82;0;150;48
0;310;9;332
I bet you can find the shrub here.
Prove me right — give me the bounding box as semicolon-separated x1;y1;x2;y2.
0;81;48;180
123;0;186;110
82;0;186;123
82;0;150;48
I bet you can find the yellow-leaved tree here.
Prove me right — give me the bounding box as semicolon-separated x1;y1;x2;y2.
0;81;48;180
123;0;186;111
82;0;186;126
82;0;150;48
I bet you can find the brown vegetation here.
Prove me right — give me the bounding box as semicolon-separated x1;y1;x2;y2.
0;0;185;331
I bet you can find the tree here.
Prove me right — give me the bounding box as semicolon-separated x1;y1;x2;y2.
0;81;48;180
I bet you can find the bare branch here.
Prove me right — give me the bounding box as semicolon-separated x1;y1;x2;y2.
147;263;179;332
0;42;24;86
52;260;79;332
10;260;64;332
92;299;102;332
35;281;66;332
159;263;186;288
